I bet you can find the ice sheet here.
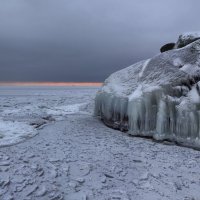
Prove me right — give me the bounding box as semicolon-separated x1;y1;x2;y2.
0;86;98;146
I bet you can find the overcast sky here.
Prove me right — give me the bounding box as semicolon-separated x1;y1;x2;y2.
0;0;200;82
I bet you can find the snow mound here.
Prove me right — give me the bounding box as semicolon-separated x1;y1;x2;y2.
95;32;200;148
45;103;88;119
0;120;37;147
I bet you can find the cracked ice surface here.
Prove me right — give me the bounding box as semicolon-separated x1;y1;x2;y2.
0;86;95;146
1;86;200;199
95;33;200;148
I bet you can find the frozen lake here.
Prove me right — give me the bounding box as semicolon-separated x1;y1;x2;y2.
0;86;98;146
1;86;200;200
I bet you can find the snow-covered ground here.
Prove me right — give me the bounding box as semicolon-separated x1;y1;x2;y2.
0;86;200;200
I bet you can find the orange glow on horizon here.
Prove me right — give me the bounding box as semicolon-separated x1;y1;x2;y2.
0;82;102;87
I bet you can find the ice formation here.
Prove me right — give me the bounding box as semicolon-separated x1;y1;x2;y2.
0;119;37;147
95;32;200;148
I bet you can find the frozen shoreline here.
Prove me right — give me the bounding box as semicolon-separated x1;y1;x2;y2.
1;86;200;199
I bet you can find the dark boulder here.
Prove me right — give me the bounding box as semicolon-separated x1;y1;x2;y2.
160;43;175;53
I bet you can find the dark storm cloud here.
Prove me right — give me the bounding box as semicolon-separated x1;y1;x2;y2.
0;0;200;82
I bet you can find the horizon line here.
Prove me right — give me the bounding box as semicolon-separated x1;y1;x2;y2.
0;82;102;87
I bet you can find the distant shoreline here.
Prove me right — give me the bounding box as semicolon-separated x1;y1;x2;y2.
0;82;102;87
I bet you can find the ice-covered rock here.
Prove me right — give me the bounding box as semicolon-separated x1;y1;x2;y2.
160;32;200;53
176;32;200;48
94;32;200;149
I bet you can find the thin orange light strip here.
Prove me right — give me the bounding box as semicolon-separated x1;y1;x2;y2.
0;82;102;87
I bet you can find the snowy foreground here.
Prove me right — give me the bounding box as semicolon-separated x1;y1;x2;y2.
1;86;200;200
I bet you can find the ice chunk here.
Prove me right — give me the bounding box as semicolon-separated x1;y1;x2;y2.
95;32;200;148
45;103;88;119
0;119;37;147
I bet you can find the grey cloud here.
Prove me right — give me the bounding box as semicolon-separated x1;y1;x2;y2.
0;0;200;82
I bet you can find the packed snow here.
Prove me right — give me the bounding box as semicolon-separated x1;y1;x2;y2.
95;32;200;149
